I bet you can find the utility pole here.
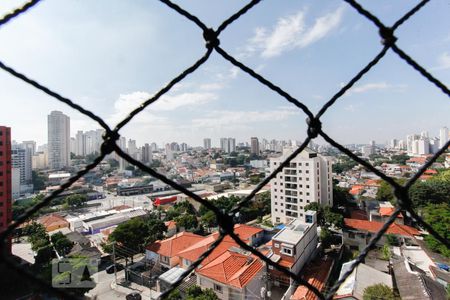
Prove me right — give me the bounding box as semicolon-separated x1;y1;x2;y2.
112;242;117;284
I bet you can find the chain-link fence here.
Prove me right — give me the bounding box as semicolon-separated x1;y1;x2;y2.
0;0;449;299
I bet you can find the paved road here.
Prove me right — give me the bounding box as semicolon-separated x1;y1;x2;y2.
86;192;153;212
87;269;126;300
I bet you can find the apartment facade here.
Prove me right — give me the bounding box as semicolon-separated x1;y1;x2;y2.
48;111;70;170
270;147;332;225
0;126;12;252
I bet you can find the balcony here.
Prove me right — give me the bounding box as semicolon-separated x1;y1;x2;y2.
284;170;297;175
286;204;298;211
285;190;297;196
285;197;298;204
286;211;298;218
285;176;297;182
285;183;297;189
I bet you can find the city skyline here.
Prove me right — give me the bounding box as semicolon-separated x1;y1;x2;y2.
0;1;449;146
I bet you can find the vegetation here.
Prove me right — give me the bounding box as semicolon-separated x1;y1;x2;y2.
389;154;410;165
304;203;343;229
422;203;450;257
381;244;391;261
375;178;407;203
51;232;73;256
32;170;46;191
167;286;219;300
333;186;354;207
332;156;358;174
104;213;167;253
63;194;87;210
363;284;395;300
23;222;53;265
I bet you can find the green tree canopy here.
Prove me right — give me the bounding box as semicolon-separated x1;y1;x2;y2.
186;286;219;300
422;203;450;257
65;194;87;210
363;284;395;300
106;213;167;253
51;232;73;256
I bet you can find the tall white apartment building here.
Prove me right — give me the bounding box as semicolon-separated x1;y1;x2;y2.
48;111;70;170
203;138;211;150
270;147;333;225
219;137;236;153
440;126;449;148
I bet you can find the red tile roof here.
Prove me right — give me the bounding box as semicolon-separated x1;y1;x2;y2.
164;220;177;230
196;250;263;288
37;214;69;231
350;209;368;220
291;257;333;300
379;207;403;218
146;232;204;258
344;218;419;237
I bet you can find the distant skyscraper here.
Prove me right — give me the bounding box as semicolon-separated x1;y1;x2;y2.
180;143;188;152
128;139;138;159
203;138;211;150
0;126;12;252
250;137;259;155
48;111;70;170
142;143;152;164
440;126;449;149
228;138;236;153
22;141;36;156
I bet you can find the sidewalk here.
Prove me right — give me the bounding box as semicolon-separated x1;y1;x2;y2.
111;276;159;299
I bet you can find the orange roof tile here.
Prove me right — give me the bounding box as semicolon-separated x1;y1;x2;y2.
146;232;204;258
291;257;333;300
196;250;263;288
37;214;69;230
344;218;419;237
379;207;403;218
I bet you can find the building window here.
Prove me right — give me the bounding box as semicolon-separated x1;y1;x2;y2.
275;209;278;212
268;265;274;270
305;170;309;174
281;247;293;256
306;163;309;166
276;217;280;223
274;195;277;199
348;232;356;239
275;202;278;205
274;243;279;248
214;284;223;293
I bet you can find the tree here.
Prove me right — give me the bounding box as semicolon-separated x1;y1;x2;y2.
65;194;87;210
175;214;198;231
376;178;407;203
201;210;217;228
422;203;450;257
381;244;391;261
333;186;353;207
363;284;395;300
304;203;343;229
186;286;219;300
409;180;450;208
106;213;167;253
320;227;332;249
51;232;73;256
85;152;99;164
32;170;46;191
390;154;409;165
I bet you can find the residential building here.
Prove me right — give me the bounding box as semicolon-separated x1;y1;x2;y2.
11;146;33;198
142;143;152;164
335;262;393;299
0;126;12;252
32;151;48;169
203;138;212;150
267;211;318;287
250;137;259;155
270;147;333;225
439;126;449;149
22;140;36;156
48;111;70;170
220;138;236;153
342;218;420;251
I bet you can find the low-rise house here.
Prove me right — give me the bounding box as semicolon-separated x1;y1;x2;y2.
392;255;447;300
267;211;318;287
369;201;404;225
343;218;419;251
334;262;393;299
37;214;69;232
196;248;264;300
145;232;205;270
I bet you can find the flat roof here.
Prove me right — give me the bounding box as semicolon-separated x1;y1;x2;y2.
272;219;310;244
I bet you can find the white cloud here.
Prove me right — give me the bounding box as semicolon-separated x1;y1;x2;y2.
199;82;224;91
346;82;407;96
431;52;450;71
245;6;344;58
191;108;300;129
107;90;218;125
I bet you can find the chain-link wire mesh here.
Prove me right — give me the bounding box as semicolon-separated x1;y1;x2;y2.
0;0;449;299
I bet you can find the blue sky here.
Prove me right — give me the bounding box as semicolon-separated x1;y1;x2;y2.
0;0;449;147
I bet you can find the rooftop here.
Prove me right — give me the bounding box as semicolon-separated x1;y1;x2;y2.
272;218;312;244
344;218;420;237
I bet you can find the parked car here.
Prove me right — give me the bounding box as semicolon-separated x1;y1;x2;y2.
126;292;142;300
105;263;124;274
